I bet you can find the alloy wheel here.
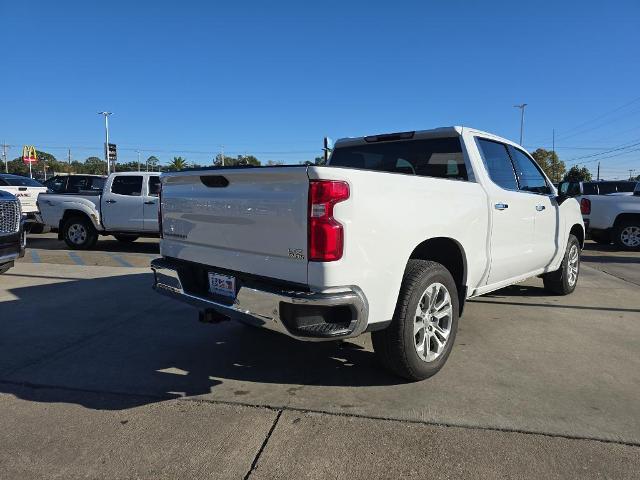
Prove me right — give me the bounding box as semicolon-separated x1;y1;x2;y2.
413;282;453;362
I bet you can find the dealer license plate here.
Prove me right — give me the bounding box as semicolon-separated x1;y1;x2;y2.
208;272;236;299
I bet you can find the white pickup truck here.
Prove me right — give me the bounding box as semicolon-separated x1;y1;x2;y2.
151;127;584;380
577;184;640;250
38;171;161;249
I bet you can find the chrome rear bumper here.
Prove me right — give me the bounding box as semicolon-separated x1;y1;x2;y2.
150;257;368;341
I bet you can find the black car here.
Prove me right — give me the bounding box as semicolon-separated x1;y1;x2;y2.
0;190;26;274
42;174;106;194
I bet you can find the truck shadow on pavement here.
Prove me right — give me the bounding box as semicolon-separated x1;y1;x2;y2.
0;271;400;411
27;234;159;255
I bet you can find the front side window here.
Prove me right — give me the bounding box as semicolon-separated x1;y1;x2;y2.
148;176;161;196
111;176;143;196
509;148;551;195
476;139;518;191
329;137;468;181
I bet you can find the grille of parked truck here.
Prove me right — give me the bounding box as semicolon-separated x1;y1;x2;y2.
0;190;26;274
150;126;585;381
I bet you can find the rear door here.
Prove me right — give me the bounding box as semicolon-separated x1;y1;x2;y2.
161;167;310;284
475;138;539;284
101;175;144;231
142;175;160;232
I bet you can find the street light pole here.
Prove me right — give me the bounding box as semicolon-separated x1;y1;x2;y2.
513;104;527;145
136;150;141;172
98;112;112;175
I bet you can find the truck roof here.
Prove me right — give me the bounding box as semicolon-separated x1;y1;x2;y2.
334;126;520;149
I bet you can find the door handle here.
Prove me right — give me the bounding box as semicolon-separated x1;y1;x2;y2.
144;201;156;205
105;199;116;204
494;203;509;210
536;205;546;211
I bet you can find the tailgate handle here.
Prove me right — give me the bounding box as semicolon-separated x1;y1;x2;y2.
200;175;229;188
19;187;27;191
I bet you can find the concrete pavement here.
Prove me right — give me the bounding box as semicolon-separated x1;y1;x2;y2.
1;241;639;478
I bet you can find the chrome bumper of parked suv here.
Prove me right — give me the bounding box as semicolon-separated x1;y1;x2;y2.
150;257;368;341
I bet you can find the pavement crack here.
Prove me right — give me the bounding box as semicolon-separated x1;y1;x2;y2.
243;409;282;480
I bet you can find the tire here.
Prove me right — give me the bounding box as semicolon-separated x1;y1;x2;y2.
612;220;640;251
114;234;139;243
0;263;12;275
62;216;98;250
542;234;580;295
28;223;45;234
372;260;459;381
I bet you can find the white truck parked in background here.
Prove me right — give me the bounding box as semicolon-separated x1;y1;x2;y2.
0;173;48;230
577;183;640;250
38;171;161;249
151;127;584;380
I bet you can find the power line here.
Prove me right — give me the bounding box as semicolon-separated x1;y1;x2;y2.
566;138;640;162
554;96;640;141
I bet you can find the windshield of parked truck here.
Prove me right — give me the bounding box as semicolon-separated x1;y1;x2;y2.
329;136;468;181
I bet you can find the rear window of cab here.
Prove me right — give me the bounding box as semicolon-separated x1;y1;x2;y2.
329;137;468;181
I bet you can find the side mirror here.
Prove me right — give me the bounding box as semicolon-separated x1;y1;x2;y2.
323;137;333;164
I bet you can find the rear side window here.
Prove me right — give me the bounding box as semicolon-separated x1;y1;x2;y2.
583;183;598;195
148;176;161;196
509;148;551;195
111;176;143;196
476;139;518;190
68;176;90;193
329;137;468;181
90;177;106;191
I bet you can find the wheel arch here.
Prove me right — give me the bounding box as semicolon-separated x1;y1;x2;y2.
613;213;640;228
58;209;98;237
569;223;585;248
407;237;468;316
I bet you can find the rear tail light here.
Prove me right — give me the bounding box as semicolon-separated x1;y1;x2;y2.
580;198;591;215
158;182;163;238
308;180;350;261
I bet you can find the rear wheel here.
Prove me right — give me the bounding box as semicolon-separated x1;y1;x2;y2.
114;234;139;243
63;216;98;250
613;220;640;251
372;260;459;381
543;234;580;295
0;263;12;275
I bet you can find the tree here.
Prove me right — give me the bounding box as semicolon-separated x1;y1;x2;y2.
266;160;284;166
8;150;62;177
167;156;187;171
531;148;566;184
146;156;160;171
84;156;107;175
563;165;592;182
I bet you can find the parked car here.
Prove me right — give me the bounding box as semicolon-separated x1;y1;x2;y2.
43;174;106;194
150;126;585;381
38;171;160;249
558;180;638;197
0;190;26;274
579;183;640;249
0;174;48;230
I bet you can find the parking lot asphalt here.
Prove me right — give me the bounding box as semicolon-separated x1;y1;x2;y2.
1;237;639;478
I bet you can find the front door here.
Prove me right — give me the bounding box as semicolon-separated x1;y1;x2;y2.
508;146;560;269
101;175;144;231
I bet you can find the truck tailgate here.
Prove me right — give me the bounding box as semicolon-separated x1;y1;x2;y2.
160;167;310;284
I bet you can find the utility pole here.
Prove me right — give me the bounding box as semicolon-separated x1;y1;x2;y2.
68;148;72;172
552;128;556;183
136;150;141;172
1;143;9;173
98;112;112;175
220;145;224;166
513;103;528;145
597;162;600;181
630;169;636;181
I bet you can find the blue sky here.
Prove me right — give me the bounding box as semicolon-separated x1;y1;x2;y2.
1;0;639;178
